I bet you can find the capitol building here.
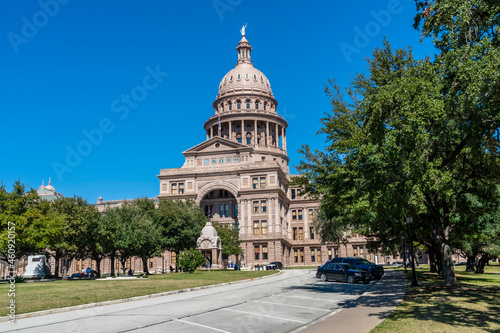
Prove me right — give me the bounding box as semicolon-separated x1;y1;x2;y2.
152;29;377;268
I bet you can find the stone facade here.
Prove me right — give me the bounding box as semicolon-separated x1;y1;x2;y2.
156;30;386;268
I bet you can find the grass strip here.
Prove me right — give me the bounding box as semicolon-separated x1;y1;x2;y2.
0;270;275;316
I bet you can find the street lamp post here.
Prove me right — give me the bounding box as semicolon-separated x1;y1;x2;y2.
406;216;418;287
401;235;407;273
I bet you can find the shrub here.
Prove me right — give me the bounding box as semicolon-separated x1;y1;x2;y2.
178;248;205;273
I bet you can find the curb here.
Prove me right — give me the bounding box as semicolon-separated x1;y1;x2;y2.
0;270;282;322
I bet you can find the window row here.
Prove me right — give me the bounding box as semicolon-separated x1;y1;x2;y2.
197;157;239;166
292;227;315;240
204;203;238;218
253;220;268;235
252;200;267;214
291;208;317;221
254;244;268;260
171;182;184;195
252;177;266;189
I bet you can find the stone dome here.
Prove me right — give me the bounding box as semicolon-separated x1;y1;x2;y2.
217;63;273;98
216;34;274;99
200;221;218;238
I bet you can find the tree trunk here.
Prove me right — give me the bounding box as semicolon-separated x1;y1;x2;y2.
95;256;102;277
62;257;68;280
120;258;128;276
465;255;476;272
440;242;458;286
54;254;60;278
142;257;150;275
110;254;115;277
475;254;489;274
429;250;438;273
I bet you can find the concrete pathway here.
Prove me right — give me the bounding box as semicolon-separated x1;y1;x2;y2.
294;270;407;333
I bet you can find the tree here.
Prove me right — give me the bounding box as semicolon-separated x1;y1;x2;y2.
156;199;206;256
129;198;163;275
296;15;499;286
0;181;61;277
48;196;98;279
178;248;205;273
213;221;242;261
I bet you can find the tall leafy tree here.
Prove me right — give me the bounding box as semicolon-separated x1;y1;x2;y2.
213;221;242;261
156;199;206;255
297;0;500;285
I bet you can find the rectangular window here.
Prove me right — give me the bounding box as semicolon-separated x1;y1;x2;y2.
260;177;266;189
310;227;315;240
298;209;303;220
293;227;297;240
353;247;358;257
179;183;184;194
359;247;364;258
253;201;259;213
224;204;229;218
263;246;268;260
294;250;298;263
261;220;268;235
254;221;260;235
252;178;258;189
219;204;224;218
219;189;224;197
300;249;304;263
171;183;177;195
291;189;296;199
298;227;304;240
209;205;214;218
246;137;252;144
317;249;322;263
328;248;332;260
311;250;316;263
308;209;314;221
261;200;267;213
292;210;297;221
150;261;153;268
334;247;339;258
254;246;260;260
234;203;238;217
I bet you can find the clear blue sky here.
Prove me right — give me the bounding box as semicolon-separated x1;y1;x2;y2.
0;0;436;203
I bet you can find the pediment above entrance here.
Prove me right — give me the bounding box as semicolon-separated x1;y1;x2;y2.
183;137;253;158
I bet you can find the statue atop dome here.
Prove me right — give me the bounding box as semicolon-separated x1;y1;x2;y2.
240;23;247;36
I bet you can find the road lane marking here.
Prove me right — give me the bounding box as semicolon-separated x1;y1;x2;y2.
253;300;331;312
175;318;231;333
222;308;307;323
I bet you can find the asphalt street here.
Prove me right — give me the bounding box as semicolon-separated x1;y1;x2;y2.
1;269;375;333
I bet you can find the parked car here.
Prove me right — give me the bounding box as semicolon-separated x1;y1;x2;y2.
316;262;371;284
68;269;98;280
266;262;283;270
329;257;384;279
392;261;403;267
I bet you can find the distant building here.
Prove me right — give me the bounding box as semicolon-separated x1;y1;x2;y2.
36;178;62;202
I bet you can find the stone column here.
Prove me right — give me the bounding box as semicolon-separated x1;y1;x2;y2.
275;123;278;148
266;121;269;146
268;198;273;235
241;119;244;142
283;128;287;152
206;130;209;140
211;248;217;268
218;249;222;267
254;120;257;146
210;126;213;138
275;198;280;235
240;199;245;239
304;208;310;239
247;200;252;235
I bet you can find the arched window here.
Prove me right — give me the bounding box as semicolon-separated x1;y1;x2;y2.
246;99;251;109
237;100;241;109
236;132;242;143
228;101;232;110
246;132;252;145
264;102;267;111
255;100;259;109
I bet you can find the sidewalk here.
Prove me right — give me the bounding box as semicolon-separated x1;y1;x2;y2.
297;269;407;333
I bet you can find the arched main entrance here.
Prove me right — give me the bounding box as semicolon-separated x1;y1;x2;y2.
197;182;239;228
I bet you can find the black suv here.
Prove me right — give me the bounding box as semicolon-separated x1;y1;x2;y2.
266;262;283;270
330;257;384;279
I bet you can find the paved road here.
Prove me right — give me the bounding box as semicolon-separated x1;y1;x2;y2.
1;270;374;333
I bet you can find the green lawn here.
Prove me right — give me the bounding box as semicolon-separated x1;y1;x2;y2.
0;270;275;316
373;264;500;332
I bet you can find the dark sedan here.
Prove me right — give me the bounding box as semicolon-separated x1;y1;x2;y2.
266;262;283;270
316;262;371;284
